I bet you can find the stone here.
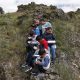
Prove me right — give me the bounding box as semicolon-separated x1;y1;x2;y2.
49;75;55;80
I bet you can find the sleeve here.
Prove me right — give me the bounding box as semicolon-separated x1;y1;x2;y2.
39;57;49;67
42;34;47;40
42;40;48;49
48;22;52;28
34;50;39;55
47;22;52;28
52;34;55;40
36;28;40;35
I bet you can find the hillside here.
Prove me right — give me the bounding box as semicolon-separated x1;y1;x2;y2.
0;2;80;80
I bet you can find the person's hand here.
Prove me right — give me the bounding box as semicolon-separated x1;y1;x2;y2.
32;56;35;58
35;61;41;64
33;46;38;50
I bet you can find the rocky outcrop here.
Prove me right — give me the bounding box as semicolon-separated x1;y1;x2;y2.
76;8;80;13
67;11;76;18
50;8;69;20
17;3;70;20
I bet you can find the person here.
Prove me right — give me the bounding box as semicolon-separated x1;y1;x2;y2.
43;27;56;63
24;45;40;73
34;19;42;36
28;31;38;43
40;18;52;34
22;31;38;70
32;45;40;67
31;24;40;36
34;49;50;73
36;35;48;50
26;31;39;54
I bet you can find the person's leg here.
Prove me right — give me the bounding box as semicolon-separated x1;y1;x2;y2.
22;44;35;68
26;51;33;65
31;57;37;67
37;65;46;73
26;44;35;66
22;51;33;68
24;51;34;72
50;45;56;62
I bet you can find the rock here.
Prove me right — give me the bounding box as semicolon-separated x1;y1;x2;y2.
76;8;80;13
49;75;55;79
50;5;57;10
0;65;6;80
67;11;76;18
50;8;69;20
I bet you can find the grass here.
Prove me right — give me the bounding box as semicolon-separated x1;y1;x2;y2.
55;61;76;80
0;14;26;62
0;7;80;80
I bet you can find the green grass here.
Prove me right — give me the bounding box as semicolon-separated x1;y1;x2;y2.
0;8;80;80
0;15;26;62
55;61;76;80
